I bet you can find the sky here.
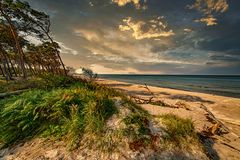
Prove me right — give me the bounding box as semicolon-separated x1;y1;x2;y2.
25;0;240;74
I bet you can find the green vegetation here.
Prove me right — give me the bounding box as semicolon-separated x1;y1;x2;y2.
81;67;98;81
123;113;150;140
0;74;203;156
0;74;122;149
159;114;199;149
0;73;77;93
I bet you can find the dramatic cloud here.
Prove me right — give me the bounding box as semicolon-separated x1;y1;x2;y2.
25;0;240;74
188;0;229;26
206;52;240;67
119;17;174;40
112;0;147;9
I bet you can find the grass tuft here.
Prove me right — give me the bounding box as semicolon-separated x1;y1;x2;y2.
159;114;199;149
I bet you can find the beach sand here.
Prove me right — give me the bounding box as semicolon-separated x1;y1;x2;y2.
98;78;240;159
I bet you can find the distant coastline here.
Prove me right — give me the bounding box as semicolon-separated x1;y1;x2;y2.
99;74;240;98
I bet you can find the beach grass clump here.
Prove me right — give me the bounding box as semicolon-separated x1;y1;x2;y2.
159;114;199;149
0;83;118;148
123;114;150;138
121;112;153;150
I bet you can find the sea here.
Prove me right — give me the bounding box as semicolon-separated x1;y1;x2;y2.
99;75;240;98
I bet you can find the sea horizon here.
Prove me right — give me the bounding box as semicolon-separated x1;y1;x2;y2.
99;74;240;98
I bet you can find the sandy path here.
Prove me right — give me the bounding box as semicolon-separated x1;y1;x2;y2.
98;78;240;160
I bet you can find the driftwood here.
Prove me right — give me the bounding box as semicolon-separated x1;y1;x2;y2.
129;94;180;109
199;104;240;155
138;84;239;153
130;95;153;104
133;83;189;109
220;142;240;153
200;104;229;134
175;101;191;110
0;89;29;98
142;83;156;97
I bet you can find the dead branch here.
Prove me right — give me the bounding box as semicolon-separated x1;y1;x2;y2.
220;142;240;153
130;95;179;109
175;101;191;110
143;83;156;97
130;95;154;104
200;104;229;134
137;84;190;110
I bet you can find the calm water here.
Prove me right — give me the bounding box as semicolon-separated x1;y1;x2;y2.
99;75;240;98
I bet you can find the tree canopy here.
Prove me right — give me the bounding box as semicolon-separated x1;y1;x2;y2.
0;0;67;80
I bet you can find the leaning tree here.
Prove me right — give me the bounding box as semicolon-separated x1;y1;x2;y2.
0;0;67;79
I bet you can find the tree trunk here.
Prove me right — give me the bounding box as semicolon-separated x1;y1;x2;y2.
9;59;17;77
0;44;12;80
0;64;5;77
0;9;27;79
39;26;67;76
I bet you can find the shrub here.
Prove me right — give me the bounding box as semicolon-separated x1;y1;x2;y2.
81;68;98;81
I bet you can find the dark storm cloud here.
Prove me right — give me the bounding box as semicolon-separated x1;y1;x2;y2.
25;0;240;74
209;55;240;62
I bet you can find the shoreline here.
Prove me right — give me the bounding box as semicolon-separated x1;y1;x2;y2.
98;78;240;159
100;75;240;98
98;78;240;100
98;78;240;125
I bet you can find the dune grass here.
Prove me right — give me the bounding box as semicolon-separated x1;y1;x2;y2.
0;74;122;149
159;114;200;149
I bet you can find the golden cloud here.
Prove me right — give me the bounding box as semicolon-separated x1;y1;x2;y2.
188;0;229;26
119;17;174;40
112;0;147;9
195;16;218;26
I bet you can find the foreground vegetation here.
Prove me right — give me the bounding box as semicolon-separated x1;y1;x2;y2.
0;74;116;147
0;74;205;158
0;74;143;148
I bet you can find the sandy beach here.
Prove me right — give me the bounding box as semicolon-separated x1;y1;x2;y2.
98;78;240;159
